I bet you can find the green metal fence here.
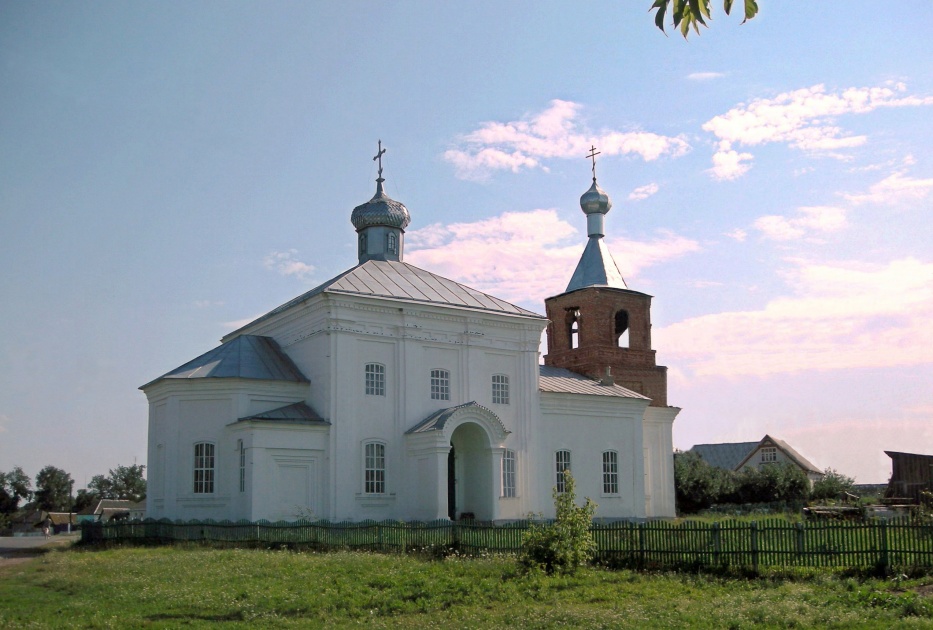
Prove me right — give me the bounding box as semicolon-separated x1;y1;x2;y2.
81;517;933;572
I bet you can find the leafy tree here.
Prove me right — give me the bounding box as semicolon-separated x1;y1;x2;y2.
0;466;32;514
519;470;597;575
650;0;759;38
673;450;734;513
811;468;856;502
85;465;146;503
727;463;809;505
34;466;74;512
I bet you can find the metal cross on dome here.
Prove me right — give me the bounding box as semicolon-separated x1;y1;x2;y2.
373;140;387;179
586;145;601;181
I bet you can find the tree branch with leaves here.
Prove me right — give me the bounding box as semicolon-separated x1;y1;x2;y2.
651;0;758;38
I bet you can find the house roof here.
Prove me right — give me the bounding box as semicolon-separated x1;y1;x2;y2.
223;259;545;341
237;402;330;425
141;335;309;389
689;442;759;470
691;435;822;474
538;365;649;399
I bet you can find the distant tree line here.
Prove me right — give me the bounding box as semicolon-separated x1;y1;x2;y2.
0;464;145;528
674;451;855;514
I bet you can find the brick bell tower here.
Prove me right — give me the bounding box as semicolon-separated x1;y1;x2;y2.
543;161;669;407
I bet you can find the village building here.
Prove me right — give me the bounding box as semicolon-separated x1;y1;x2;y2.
141;149;679;523
689;435;823;485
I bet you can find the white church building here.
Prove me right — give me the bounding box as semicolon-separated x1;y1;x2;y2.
142;151;679;523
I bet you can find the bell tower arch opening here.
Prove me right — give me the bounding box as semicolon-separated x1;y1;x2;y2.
615;309;629;348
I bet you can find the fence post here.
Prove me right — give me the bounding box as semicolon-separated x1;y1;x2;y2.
795;522;804;561
638;522;646;571
751;521;759;574
880;519;889;576
712;522;720;566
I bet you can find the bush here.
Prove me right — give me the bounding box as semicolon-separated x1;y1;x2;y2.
519;470;596;575
811;468;856;502
674;451;734;513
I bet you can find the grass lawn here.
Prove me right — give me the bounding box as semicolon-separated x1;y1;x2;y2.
3;544;933;628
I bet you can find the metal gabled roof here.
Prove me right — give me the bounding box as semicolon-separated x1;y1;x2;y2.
238;401;329;425
405;401;505;435
538;365;649;399
689;442;759;470
141;335;308;389
224;259;544;340
565;237;627;293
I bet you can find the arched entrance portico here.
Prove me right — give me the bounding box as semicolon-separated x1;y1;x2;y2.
448;422;494;520
406;401;510;522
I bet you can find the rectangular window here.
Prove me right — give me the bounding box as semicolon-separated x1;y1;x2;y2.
430;369;450;400
761;447;777;463
364;442;386;494
492;374;509;405
193;442;215;494
555;450;571;493
602;450;619;494
238;440;245;493
365;363;386;396
502;449;516;498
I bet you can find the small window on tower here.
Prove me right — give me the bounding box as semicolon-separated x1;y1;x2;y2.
358;232;367;257
615;310;629;348
387;232;397;255
569;309;580;349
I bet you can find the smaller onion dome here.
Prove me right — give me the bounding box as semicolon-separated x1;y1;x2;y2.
351;178;411;231
580;178;612;216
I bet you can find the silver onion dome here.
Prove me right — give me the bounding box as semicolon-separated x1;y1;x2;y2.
351;179;411;230
580;178;612;216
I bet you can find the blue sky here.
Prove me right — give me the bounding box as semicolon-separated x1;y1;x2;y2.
2;2;931;489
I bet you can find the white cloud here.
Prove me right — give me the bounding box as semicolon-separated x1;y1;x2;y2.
725;228;747;242
628;183;659;201
263;249;315;280
406;209;699;305
687;72;725;81
0;413;9;434
656;257;933;377
444;100;690;181
703;83;933;180
753;206;847;241
843;172;933;205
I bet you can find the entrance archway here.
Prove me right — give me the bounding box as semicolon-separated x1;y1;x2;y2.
448;422;493;521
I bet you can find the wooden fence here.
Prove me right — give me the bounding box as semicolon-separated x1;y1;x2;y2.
81;517;933;572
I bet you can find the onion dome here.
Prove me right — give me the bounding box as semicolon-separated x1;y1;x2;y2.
351;178;411;230
580;178;612;217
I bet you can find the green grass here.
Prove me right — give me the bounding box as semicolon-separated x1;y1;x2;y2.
3;544;933;628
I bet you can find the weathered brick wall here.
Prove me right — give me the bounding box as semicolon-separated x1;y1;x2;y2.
543;287;669;407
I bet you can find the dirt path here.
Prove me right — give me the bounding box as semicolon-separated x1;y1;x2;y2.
0;535;78;571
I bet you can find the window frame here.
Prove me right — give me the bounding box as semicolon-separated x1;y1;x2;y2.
492;374;510;405
555;450;571;494
501;449;517;498
761;447;777;463
365;362;386;396
364;441;386;495
193;442;215;494
430;368;450;401
602;450;619;495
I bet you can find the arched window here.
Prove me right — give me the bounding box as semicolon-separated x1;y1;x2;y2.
364;442;386;494
568;309;581;349
358;232;367;257
431;369;450;400
555;450;571;493
615;310;629;348
501;449;517;498
492;374;509;405
387;232;397;255
365;363;386;396
602;450;619;495
193;442;215;494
